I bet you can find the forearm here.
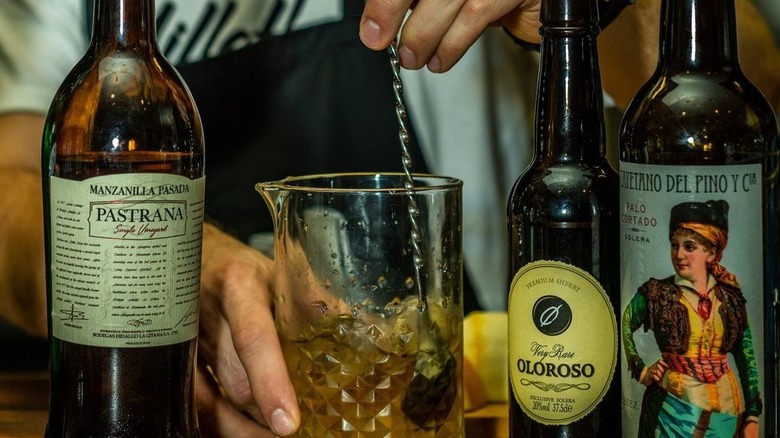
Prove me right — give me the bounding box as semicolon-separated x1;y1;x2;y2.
622;293;648;380
0;169;46;337
597;0;659;111
735;0;780;113
0;114;47;337
597;0;780;113
732;326;763;417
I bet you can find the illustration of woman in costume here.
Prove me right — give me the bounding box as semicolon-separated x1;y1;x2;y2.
622;200;762;437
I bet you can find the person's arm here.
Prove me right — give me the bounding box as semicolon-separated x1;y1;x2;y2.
597;0;780;112
0;0;92;335
622;289;650;382
0;113;47;337
752;0;780;43
731;324;763;419
731;324;761;438
735;0;780;113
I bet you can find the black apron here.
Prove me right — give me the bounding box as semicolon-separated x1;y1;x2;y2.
175;1;425;239
172;0;482;313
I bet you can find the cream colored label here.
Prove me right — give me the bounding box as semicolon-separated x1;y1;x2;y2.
49;174;205;348
508;260;617;425
619;162;765;436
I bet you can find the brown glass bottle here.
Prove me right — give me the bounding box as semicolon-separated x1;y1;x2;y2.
507;0;620;436
41;1;204;436
619;0;778;437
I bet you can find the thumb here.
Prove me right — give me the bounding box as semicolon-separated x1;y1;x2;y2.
499;0;542;45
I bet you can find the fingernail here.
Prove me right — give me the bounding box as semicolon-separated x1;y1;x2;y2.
427;54;441;73
270;408;296;436
361;19;381;47
398;45;417;69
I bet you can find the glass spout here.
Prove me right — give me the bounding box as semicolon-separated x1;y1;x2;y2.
255;181;287;226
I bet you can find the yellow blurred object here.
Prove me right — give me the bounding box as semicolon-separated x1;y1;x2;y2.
463;356;488;411
463;311;509;410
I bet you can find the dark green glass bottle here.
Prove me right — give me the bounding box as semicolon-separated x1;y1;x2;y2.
507;0;621;436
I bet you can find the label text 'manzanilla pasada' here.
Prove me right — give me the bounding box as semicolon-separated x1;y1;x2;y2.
90;183;191;197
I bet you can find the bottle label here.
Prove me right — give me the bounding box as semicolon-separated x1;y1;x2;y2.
48;174;205;348
508;260;617;425
619;162;765;436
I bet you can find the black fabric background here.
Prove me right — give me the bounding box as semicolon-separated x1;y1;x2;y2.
175;3;480;314
176;7;430;241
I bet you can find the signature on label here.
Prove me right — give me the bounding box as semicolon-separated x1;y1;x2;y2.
59;303;88;322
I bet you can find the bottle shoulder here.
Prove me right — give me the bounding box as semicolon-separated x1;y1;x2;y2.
508;163;619;217
620;72;778;157
46;49;203;154
52;50;194;109
511;162;618;189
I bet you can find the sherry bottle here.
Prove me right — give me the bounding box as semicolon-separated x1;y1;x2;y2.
507;0;621;436
619;0;778;436
41;0;204;436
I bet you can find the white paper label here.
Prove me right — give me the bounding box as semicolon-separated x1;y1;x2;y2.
49;174;205;348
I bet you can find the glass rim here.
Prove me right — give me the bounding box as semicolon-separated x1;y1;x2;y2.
256;172;463;193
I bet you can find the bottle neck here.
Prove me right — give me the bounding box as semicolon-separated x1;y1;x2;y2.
659;0;738;73
91;0;156;51
535;0;606;164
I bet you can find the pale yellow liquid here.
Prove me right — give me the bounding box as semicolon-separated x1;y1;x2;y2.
280;300;463;437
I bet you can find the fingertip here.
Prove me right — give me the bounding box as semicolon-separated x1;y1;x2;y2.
398;45;418;69
360;18;383;50
250;349;300;435
270;408;298;437
427;54;448;73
